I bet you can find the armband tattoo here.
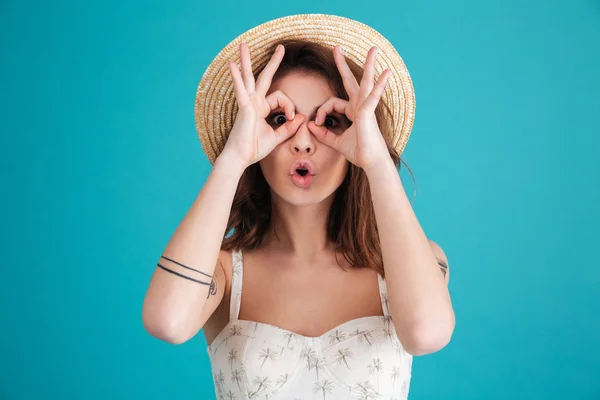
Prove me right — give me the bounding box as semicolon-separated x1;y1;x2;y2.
158;255;217;298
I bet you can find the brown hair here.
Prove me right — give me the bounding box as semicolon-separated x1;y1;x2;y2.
220;39;416;278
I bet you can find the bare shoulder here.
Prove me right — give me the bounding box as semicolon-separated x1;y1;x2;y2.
428;239;450;283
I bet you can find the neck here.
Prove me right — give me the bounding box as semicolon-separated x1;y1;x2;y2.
263;192;336;258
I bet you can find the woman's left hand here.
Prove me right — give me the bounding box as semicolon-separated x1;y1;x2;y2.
308;45;392;172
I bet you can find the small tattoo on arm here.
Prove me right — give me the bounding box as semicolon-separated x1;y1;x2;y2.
437;258;448;278
208;278;217;299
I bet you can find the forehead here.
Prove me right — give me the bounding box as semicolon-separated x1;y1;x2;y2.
267;71;334;108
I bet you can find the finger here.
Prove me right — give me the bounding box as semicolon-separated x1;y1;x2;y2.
333;45;359;98
229;61;250;107
359;47;378;100
362;69;391;112
265;90;296;120
238;42;257;93
308;120;341;150
255;44;285;96
274;113;306;145
314;97;349;126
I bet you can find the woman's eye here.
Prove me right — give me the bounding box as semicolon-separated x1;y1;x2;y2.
267;112;342;129
323;116;340;128
267;112;287;126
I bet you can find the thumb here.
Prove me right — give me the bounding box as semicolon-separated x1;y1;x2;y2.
307;120;339;150
275;113;306;144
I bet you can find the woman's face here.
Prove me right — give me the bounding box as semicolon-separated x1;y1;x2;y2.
259;71;350;206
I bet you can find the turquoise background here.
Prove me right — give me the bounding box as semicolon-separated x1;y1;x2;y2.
2;0;599;398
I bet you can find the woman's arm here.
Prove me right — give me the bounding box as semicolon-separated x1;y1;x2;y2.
142;152;247;344
365;158;455;356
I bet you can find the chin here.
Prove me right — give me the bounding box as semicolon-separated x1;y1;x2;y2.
269;176;326;206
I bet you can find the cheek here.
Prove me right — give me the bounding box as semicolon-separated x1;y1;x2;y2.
331;153;349;172
324;156;349;185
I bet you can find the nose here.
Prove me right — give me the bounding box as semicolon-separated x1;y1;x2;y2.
289;115;316;155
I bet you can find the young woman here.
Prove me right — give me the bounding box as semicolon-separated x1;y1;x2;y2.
143;14;454;400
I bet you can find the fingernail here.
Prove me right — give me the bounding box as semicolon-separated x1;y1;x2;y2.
291;111;295;119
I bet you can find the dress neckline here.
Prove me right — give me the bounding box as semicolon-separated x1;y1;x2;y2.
207;248;392;352
207;314;393;354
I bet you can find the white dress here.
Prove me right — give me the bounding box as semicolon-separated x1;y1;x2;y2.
206;249;413;399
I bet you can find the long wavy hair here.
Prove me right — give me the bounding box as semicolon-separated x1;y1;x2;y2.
220;39;416;278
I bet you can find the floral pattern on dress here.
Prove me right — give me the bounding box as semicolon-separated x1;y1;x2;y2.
206;249;412;399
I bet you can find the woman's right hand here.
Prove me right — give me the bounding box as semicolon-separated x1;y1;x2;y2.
219;42;306;168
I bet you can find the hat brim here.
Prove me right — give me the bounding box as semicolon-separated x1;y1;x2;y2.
194;13;415;165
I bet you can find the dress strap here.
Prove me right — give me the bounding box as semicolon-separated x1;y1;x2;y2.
377;273;391;317
229;249;244;321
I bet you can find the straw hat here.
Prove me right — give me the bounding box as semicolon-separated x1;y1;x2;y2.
194;13;415;165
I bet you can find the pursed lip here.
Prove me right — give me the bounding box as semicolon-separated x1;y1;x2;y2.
289;159;316;176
